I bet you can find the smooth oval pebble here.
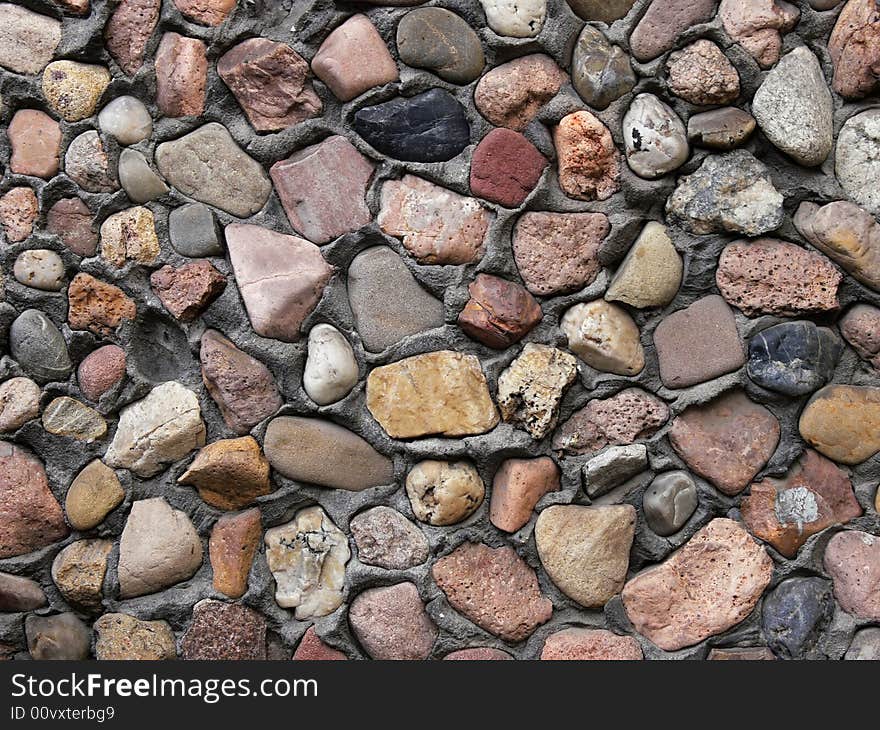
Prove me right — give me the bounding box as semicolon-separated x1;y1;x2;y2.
397;8;485;84
9;309;73;384
747;321;842;396
642;470;698;536
561;300;645;375
799;384;880;465
571;25;635;110
303;323;359;406
13;249;65;291
118;148;168;203
0;377;41;433
65;459;125;531
97;95;153;145
623;93;689;179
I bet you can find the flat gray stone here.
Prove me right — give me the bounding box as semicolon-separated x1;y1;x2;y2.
9;309;73;384
169;203;223;257
118;148;168;203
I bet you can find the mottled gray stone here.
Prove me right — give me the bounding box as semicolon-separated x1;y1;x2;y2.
584;444;648;497
642;471;698;537
168;203;222;257
9;309;73;384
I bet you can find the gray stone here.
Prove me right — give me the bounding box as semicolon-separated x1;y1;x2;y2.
584;444;648;497
565;0;636;23
571;25;635;110
169;203;222;257
642;471;698;537
687;107;756;150
118;149;168;203
97;95;152;145
65;131;119;193
9;309;73;384
836;109;880;216
350;506;429;570
26;613;90;660
623;94;689;179
762;577;833;659
845;627;880;660
396;8;484;84
747;321;842;396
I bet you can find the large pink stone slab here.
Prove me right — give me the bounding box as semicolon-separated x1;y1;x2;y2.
824;530;880;620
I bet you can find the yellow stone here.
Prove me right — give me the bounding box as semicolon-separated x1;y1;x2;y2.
42;61;110;122
99;206;160;267
799;384;880;465
42;396;107;441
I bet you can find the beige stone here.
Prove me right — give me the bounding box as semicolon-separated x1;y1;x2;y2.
178;436;272;510
42;61;110;122
41;397;107;441
51;539;112;611
561;300;645;375
406;460;485;526
100;207;160;268
65;460;124;531
94;613;176;660
605;222;683;308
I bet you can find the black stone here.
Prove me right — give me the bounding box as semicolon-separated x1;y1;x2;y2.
762;577;833;659
130;314;194;384
747;321;842;396
354;89;470;163
9;309;73;384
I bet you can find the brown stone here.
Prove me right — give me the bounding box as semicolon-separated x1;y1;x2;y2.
799;384;880;465
541;629;643;660
94;614;176;660
65;459;124;531
179;436;272;510
554;111;621;201
51;539;112;611
155;32;207;117
0;444;68;558
513;211;609;296
67;273;136;336
667;40;741;105
474;54;566;131
8;110;61;179
209;508;261;598
669;390;779;496
173;0;235;25
77;345;126;402
629;0;719;62
458;274;542;349
840;304;880;370
553;388;669;456
0;187;38;243
150;261;226;322
490;457;560;533
26;613;90;660
199;329;282;435
707;647;776;660
829;0;880;99
824;530;880;620
687;107;757;150
444;647;513;660
181;600;267;660
741;449;862;558
55;0;91;14
349;582;438;660
622;518;773;651
470;128;548;208
105;0;161;76
432;542;553;642
47;198;96;256
350;507;430;570
0;571;46;612
719;0;801;68
293;627;347;660
218;37;321;132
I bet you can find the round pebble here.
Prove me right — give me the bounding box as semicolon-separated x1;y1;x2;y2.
13;249;65;291
97;95;153;145
406;460;485;526
642;471;699;536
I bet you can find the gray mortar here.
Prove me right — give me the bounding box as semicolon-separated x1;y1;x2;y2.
0;0;877;661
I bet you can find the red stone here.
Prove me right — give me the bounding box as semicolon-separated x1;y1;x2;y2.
292;627;347;661
104;0;161;76
181;600;267;660
823;530;880;620
829;0;880;99
0;187;38;243
150;261;227;322
8;110;61;179
458;274;543;349
470;129;548;208
67;273;137;336
47;198;97;256
443;647;513;660
349;582;438;660
490;457;559;533
173;0;236;26
541;628;643;660
78;345;127;402
155;32;207;118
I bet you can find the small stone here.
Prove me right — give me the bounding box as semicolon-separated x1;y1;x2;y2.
150;261;226;321
105;382;206;477
623;93;689;180
379;174;492;264
835;109;880;216
571;25;636;110
554;110;621;201
118;149;169;203
629;0;718;62
741;449;862;558
561;300;645;376
367;351;499;438
65;131;118;193
155;32;207;117
118;497;203;598
9;309;72;384
653;295;745;388
303;324;359;406
666;150;784;236
0;187;38;242
181;600;267;660
8;110;61;179
845;628;880;660
169;203;222;257
397;8;484;83
565;0;636;23
0;572;46;612
513;211;608;296
473;54;566;131
0;444;68;558
479;0;546;37
350;507;430;570
762;577;833;659
541;628;643;660
747;321;842;396
829;0;880;98
209;508;261;599
65;460;124;531
47;198;96;256
406;460;485;526
584;445;648;497
688;107;757;150
470;128;547;208
218;38;321;132
0;4;61;74
536;504;636;608
226;223;333;342
0;377;40;433
98;95;152;145
643;471;698;537
347;246;445;352
173;0;236;25
458;274;542;349
623;518;773;651
354;89;470;163
720;0;800;68
13;250;64;292
497;344;578;439
444;647;513;660
669;389;780;496
840;304;880;370
179;437;271;510
433;542;552;641
349;582;438;660
265;506;349;619
553;388;669;456
823;530;880;620
100;207;159;267
667;40;740;106
26;614;90;660
799;385;880;465
155;123;271;217
312;14;398;102
42;61;110;122
293;627;347;661
94;614;176;660
105;0;161;75
42;396;106;441
264;416;393;490
51;539;112;611
270;136;373;244
707;647;776;660
794;200;880;292
67;273;137;336
605;222;682;309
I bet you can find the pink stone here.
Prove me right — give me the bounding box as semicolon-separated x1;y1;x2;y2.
629;0;719;62
8;110;61;179
0;187;38;243
292;627;347;661
150;261;227;322
349;582;438;660
173;0;236;26
78;345;127;402
470;128;548;208
47;198;96;256
155;32;207;118
719;0;801;69
490;457;560;533
541;628;643;660
443;647;513;660
105;0;161;76
553;111;621;202
841;303;880;370
824;530;880;620
270;136;374;244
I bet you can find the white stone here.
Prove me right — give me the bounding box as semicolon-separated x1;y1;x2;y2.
303;324;359;406
104;381;206;477
623;93;689;179
118;149;168;204
479;0;546;38
13;250;65;291
584;444;648;497
0;377;40;432
264;506;350;619
836;109;880;216
405;460;485;526
561;300;645;376
98;96;153;145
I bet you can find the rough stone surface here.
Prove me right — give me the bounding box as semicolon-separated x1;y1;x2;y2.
470;129;547;208
105;0;161;76
94;614;176;660
584;444;648;497
554;110;621;201
209;508;261;599
541;628;643;660
666;40;740;106
181;600;267;660
8;110;61;179
799;385;880;465
719;0;800;68
490;457;560;533
51;539;112;611
173;0;236;26
836;109;880;216
155;32;207;118
42;60;110;122
762;577;833;659
747;322;842;396
406;460;485;526
0;4;61;75
629;0;718;62
64;460;124;531
561;300;645;376
444;647;513;660
150;261;226;321
65;131;118;193
293;627;347;661
67;274;136;337
47;198;97;256
42;396;107;442
845;628;880;660
350;507;429;570
0;187;38;243
840;304;880;370
0;377;40;433
823;530;880;620
458;274;543;349
349;582;437;659
179;436;272;510
829;0;880;99
100;207;160;267
605;222;682;309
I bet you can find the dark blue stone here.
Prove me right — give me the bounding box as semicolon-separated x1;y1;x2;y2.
353;89;470;162
747;321;842;396
762;577;833;659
